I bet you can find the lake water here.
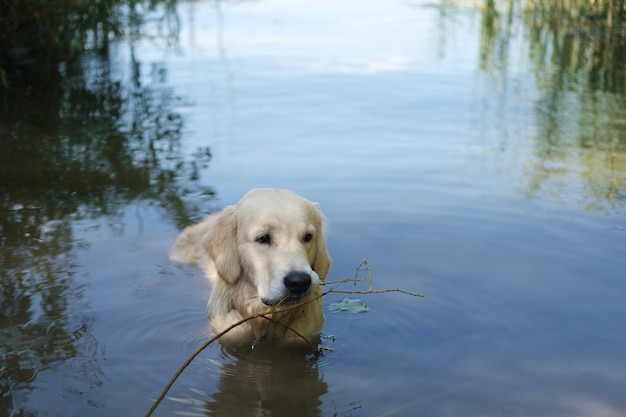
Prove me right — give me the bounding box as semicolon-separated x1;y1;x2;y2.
1;0;626;416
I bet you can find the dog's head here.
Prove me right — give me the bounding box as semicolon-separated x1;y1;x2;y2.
202;189;331;306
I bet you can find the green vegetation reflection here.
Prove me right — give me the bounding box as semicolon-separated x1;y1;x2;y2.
0;2;211;415
478;0;626;210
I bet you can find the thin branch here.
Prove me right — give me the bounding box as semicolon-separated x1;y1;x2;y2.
144;314;259;417
323;259;425;298
144;298;324;417
258;315;322;353
145;259;424;417
327;288;425;297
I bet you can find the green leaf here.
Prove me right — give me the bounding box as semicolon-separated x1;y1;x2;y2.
328;298;368;313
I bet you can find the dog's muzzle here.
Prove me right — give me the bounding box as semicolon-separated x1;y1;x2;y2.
261;271;313;306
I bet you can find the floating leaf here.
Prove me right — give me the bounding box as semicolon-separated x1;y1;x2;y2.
328;298;368;313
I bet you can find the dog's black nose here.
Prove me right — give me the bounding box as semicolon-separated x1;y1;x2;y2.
283;271;312;295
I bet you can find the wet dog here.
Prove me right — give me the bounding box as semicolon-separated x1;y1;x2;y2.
169;188;331;344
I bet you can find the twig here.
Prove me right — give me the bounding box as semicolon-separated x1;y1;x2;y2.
144;314;257;417
323;259;425;298
327;288;425;297
259;314;322;353
144;299;323;417
145;259;423;417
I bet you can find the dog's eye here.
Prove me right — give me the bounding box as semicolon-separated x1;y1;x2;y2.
256;234;271;245
303;232;313;243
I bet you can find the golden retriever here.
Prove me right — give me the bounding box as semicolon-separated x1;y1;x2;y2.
169;188;331;344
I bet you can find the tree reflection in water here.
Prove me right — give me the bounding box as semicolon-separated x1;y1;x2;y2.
0;3;212;414
477;0;626;211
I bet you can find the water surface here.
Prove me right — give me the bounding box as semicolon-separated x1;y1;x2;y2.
1;0;625;416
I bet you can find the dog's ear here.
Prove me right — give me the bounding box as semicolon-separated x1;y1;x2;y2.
311;204;331;280
203;205;241;284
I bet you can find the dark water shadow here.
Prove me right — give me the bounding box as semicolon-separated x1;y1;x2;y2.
0;3;216;415
202;342;328;417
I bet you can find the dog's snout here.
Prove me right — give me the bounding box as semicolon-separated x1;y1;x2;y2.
283;271;312;295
